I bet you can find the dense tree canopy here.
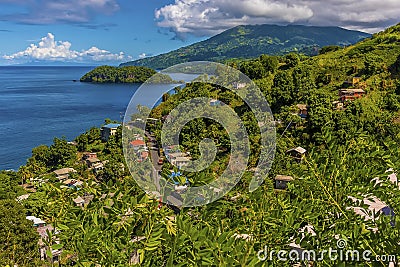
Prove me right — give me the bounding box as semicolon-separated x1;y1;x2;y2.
0;172;24;200
0;199;40;266
80;65;176;84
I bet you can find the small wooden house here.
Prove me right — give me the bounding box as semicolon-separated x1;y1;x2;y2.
73;195;94;207
274;175;294;190
286;147;307;162
73;196;85;207
130;139;146;151
53;168;77;181
339;89;365;102
86;157;101;168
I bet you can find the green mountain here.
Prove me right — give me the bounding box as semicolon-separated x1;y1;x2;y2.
121;24;371;69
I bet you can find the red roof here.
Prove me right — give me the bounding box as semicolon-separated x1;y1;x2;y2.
130;140;145;146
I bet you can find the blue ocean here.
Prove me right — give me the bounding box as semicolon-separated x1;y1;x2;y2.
0;66;159;170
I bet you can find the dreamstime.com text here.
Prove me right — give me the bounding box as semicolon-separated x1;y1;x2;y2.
257;240;397;263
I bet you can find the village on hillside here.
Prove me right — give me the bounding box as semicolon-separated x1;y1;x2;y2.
15;72;399;265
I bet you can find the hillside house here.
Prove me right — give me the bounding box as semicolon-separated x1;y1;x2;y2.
296;104;308;118
37;226;61;263
274;175;294;190
132;118;145;128
73;195;94;207
53;168;77;181
210;99;221;106
86;157;101;168
92;162;105;173
286;147;307;162
63;179;83;189
339;88;366;102
130;139;146;151
26;216;46;227
172;157;191;168
166;152;191;167
101;123;121;141
72;196;85;207
146;118;159;125
26;218;62;263
82;152;97;160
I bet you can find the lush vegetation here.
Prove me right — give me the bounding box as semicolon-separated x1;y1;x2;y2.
1;23;400;266
121;24;370;69
80;66;176;84
0;198;40;266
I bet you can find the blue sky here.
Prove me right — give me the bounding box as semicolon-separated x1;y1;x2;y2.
0;0;206;65
0;0;399;66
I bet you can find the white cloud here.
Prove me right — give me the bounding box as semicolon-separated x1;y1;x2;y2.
155;0;400;39
155;0;314;38
0;0;119;25
298;0;400;31
3;33;132;63
139;53;147;59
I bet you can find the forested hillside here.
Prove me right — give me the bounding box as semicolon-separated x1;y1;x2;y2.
1;23;400;266
121;24;370;69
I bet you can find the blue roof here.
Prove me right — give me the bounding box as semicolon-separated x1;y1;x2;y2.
103;123;121;129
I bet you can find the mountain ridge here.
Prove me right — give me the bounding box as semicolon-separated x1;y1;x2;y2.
121;24;371;69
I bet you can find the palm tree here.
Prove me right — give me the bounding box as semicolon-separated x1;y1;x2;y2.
18;165;33;184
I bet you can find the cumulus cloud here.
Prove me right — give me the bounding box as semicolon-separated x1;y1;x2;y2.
155;0;400;39
0;0;119;25
3;33;132;63
299;0;400;32
156;0;313;38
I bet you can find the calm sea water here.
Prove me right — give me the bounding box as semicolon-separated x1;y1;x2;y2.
0;66;146;170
